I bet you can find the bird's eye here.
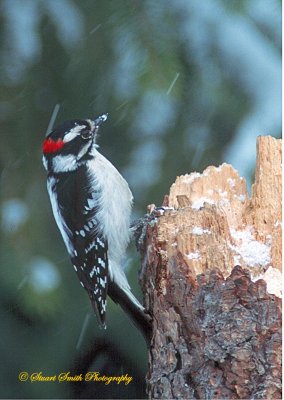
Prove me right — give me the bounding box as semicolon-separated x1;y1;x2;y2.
80;129;91;140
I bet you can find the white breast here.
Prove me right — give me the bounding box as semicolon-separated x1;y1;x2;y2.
86;152;133;267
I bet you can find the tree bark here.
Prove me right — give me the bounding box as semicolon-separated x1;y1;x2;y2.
138;136;282;399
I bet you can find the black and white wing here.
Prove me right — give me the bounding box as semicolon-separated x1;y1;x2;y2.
47;166;108;327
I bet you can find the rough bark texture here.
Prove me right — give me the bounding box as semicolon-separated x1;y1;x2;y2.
138;136;282;399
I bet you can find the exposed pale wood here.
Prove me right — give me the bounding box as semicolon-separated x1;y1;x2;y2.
138;136;282;399
247;136;282;271
161;136;282;288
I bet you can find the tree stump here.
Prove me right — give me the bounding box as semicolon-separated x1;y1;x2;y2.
138;136;282;399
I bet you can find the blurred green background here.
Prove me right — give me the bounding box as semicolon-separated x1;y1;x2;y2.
0;0;281;398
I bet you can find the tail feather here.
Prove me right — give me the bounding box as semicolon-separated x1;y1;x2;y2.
90;294;107;329
108;280;152;346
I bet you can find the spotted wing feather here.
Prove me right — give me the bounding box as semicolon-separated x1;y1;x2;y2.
72;235;108;327
49;166;108;327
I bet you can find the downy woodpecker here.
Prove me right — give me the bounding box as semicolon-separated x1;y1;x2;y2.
42;114;150;342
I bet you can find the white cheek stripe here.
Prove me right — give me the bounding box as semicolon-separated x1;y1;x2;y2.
52;154;77;173
63;125;85;142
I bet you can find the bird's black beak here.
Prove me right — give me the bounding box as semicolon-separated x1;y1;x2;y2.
94;113;108;127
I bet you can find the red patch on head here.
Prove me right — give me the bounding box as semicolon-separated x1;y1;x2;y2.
43;138;65;154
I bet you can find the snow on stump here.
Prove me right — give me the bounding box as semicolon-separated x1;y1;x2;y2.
138;136;282;399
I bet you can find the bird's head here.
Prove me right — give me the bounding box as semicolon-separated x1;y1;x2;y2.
42;114;108;173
